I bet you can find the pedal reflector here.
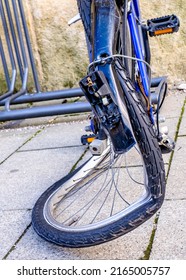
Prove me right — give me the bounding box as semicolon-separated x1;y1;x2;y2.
154;28;173;36
81;134;96;145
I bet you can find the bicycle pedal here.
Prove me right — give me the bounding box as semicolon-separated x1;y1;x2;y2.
81;134;96;145
147;15;180;37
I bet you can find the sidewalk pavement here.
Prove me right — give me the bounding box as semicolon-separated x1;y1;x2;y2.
0;90;185;260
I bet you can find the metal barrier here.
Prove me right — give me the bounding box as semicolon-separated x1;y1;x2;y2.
0;0;91;121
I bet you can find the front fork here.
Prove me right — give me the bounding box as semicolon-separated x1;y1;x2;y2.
80;0;136;153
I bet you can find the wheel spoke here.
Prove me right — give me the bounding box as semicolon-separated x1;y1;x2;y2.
50;140;145;228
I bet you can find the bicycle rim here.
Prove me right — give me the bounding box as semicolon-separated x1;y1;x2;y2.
43;138;149;232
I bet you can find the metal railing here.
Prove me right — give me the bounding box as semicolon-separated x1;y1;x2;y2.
0;0;91;121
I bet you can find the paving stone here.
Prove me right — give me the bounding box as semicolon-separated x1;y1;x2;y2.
160;92;186;119
150;200;186;260
19;121;88;151
0;210;30;259
0;126;40;163
150;137;186;260
0;147;86;210
165;137;186;200
0;90;185;260
7;217;154;260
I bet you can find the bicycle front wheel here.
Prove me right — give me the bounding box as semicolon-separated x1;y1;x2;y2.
32;1;166;248
32;79;165;247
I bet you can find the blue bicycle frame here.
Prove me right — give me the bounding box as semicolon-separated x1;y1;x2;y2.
128;0;150;98
89;0;153;120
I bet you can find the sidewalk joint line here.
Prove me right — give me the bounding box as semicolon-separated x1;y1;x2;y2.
178;134;186;138
166;99;185;179
0;127;45;166
165;198;186;202
0;208;32;212
140;213;160;260
2;223;32;260
17;145;83;153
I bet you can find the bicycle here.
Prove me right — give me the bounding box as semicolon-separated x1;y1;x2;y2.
32;0;180;247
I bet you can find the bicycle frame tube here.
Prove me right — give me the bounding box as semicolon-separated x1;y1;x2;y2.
90;0;153;120
92;2;119;60
132;0;140;19
91;1;150;95
91;0;121;101
128;1;150;98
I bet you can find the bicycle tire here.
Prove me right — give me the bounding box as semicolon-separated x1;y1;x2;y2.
32;77;165;247
32;1;166;247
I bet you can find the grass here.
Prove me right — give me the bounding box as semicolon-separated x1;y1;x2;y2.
140;214;159;260
69;147;89;173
